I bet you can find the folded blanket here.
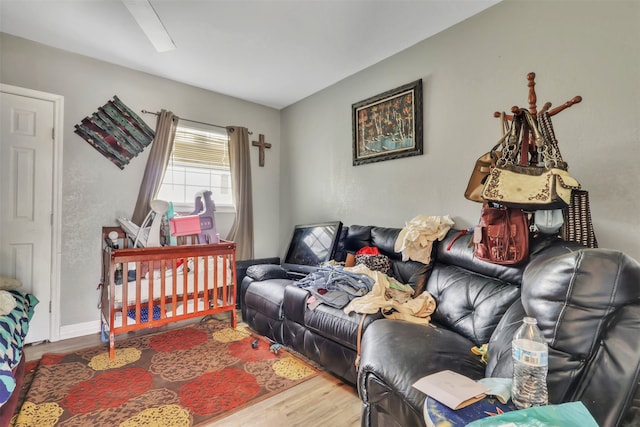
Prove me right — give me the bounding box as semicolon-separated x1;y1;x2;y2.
0;291;38;406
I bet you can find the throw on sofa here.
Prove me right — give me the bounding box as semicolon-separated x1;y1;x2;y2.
240;225;640;427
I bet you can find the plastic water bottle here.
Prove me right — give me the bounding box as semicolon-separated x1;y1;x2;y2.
511;316;548;409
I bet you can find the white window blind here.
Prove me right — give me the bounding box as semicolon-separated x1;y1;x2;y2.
156;125;233;207
171;127;229;168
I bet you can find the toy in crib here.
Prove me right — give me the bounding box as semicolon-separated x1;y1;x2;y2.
169;190;219;244
117;199;169;247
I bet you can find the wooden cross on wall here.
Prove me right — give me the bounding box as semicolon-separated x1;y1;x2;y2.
252;134;271;167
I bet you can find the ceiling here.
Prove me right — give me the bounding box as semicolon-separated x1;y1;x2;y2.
0;0;500;109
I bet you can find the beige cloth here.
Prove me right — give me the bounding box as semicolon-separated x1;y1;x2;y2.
343;264;436;325
0;290;17;315
394;215;455;264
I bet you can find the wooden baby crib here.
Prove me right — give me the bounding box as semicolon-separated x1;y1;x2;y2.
99;226;237;359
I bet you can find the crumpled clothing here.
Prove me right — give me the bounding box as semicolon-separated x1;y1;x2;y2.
477;377;512;404
297;265;374;309
343;264;436;325
356;246;380;255
394;215;455;264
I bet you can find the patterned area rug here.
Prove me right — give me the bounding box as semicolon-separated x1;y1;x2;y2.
11;320;317;426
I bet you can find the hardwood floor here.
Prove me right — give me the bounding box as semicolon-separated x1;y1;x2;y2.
204;373;362;427
22;313;363;427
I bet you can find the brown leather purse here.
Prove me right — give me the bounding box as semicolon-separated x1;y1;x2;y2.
464;113;508;203
474;206;530;265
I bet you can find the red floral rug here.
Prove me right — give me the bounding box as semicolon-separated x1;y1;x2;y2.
11;320;317;426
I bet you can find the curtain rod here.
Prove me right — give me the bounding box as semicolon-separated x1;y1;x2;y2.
141;110;252;134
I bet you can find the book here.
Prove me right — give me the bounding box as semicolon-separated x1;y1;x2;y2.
412;370;488;410
424;396;516;427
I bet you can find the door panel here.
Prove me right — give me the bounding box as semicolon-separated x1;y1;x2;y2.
0;92;53;343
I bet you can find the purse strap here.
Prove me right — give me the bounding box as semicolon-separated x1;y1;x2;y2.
496;113;523;167
499;112;508;137
522;109;546;149
538;111;568;170
486;112;510;154
498;109;562;169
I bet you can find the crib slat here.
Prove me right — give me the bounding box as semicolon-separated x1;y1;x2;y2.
160;259;166;319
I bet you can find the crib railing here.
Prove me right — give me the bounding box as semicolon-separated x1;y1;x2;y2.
99;227;237;359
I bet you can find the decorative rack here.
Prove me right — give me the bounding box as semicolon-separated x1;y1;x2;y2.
493;72;582;120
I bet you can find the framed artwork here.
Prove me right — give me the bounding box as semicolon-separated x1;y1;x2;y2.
352;79;423;166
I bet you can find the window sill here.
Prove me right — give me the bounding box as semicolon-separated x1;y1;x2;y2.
172;203;235;215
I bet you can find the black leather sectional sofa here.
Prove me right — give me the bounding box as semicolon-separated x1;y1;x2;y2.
240;225;640;427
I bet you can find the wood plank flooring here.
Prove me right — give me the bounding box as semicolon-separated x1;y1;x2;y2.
22;313;363;427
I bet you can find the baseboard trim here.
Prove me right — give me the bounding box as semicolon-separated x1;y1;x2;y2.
58;320;101;341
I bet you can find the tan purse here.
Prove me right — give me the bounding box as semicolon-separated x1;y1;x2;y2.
482;164;579;210
464;113;508;203
481;110;580;210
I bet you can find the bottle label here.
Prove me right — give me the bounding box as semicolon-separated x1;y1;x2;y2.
513;342;548;366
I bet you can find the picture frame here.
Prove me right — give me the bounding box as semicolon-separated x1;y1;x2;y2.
352;79;423;166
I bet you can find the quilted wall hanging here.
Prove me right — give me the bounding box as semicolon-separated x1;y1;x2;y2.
74;95;156;169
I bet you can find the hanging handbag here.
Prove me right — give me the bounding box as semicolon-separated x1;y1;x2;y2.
464;113;508;203
562;189;598;248
474;206;530;265
481;110;580;210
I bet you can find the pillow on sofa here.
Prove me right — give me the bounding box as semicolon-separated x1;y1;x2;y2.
246;264;289;281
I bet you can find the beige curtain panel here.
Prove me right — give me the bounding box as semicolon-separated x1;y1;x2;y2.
226;126;254;260
132;110;178;225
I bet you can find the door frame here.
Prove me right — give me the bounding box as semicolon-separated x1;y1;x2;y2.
1;83;63;342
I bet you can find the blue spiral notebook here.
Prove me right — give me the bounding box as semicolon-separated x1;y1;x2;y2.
425;396;516;427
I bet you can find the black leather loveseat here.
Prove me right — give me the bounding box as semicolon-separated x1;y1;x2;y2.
240;225;640;427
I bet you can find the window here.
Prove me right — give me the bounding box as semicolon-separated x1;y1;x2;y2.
156;124;233;209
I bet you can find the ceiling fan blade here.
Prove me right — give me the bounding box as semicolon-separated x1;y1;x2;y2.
122;0;176;53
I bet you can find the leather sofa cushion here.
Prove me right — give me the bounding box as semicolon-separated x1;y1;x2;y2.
523;248;640;359
303;304;383;351
243;278;292;320
526;248;640;408
486;245;640;427
436;228;529;286
426;263;520;347
283;284;383;350
344;225;403;261
425;230;573;347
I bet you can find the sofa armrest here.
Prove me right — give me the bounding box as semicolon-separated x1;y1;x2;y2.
246;264;288;281
283;285;310;325
235;257;280;309
236;258;281;281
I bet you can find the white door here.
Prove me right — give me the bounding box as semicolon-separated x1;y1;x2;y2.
0;92;54;343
